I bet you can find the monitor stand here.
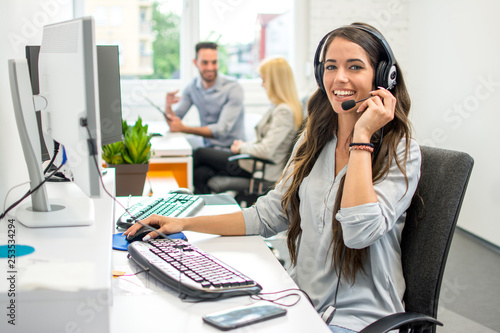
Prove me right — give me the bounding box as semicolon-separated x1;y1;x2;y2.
15;198;93;228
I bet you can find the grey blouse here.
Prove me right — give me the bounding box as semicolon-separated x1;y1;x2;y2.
242;134;421;331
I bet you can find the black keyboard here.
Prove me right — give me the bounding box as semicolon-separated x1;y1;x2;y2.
127;238;262;299
117;194;204;229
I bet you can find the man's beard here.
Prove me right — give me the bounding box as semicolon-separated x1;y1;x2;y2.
201;70;217;83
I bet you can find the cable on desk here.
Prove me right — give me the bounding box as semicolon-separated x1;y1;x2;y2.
251;288;314;308
2;181;30;221
0;162;65;220
0;141;67;220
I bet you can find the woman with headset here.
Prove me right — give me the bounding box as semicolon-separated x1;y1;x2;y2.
192;56;303;194
125;23;421;333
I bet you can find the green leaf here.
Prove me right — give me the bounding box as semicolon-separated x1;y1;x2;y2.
102;116;152;164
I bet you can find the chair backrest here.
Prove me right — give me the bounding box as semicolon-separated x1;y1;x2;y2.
401;146;474;331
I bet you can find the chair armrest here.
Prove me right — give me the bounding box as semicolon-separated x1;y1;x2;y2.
228;154;275;165
359;312;443;333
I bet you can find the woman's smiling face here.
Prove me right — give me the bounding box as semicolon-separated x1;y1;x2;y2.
322;37;375;113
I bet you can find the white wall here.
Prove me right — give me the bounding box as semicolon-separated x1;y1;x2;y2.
305;0;499;246
407;0;500;246
305;0;411;94
0;1;72;216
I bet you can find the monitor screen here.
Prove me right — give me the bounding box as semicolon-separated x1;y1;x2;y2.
8;17;106;227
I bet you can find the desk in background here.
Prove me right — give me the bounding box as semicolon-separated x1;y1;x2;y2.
111;197;331;333
148;123;193;191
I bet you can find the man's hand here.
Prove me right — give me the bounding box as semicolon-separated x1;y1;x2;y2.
166;114;185;133
165;90;181;106
165;90;181;118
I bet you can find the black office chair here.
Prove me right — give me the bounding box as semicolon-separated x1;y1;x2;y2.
360;146;474;333
206;154;278;207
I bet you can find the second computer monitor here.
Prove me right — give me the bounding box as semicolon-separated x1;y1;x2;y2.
25;44;123;156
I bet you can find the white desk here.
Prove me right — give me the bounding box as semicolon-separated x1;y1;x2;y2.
110;199;331;333
151;132;192;157
0;171;115;333
0;186;329;333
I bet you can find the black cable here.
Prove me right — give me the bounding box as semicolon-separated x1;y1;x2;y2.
0;163;64;220
373;127;385;158
332;247;346;310
43;141;60;174
1;140;63;221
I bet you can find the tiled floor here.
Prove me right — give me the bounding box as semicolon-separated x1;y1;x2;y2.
265;227;500;332
436;228;500;332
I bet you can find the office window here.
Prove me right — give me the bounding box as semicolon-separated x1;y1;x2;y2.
146;1;181;79
109;6;123;26
83;0;181;79
81;0;294;81
199;0;293;79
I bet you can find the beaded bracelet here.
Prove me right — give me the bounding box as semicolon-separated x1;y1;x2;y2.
349;145;374;153
349;142;374;148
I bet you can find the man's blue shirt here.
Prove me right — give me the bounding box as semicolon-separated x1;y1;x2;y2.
174;73;245;147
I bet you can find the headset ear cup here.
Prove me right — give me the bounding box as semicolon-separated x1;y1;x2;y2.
315;63;325;92
387;65;397;90
376;61;388;88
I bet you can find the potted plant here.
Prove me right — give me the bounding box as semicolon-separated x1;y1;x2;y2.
102;117;153;196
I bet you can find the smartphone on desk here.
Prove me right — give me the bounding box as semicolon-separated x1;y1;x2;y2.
202;303;287;331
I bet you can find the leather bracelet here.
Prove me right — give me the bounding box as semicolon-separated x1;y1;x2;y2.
349;145;374;153
349;142;374;148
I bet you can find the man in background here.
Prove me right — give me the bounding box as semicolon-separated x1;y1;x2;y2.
164;42;245;148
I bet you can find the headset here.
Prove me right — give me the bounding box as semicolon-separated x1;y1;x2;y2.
313;24;397;93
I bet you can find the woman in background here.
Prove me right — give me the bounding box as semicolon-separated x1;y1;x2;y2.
192;57;303;194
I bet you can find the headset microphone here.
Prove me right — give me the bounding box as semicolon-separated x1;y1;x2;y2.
341;96;373;110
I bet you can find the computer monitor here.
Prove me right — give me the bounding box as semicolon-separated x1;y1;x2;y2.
25;44;123;160
96;45;123;146
8;17;103;227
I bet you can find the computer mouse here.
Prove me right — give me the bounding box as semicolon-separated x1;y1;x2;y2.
169;187;193;195
126;225;157;243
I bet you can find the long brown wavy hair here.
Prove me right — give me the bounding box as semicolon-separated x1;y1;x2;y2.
280;23;413;283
